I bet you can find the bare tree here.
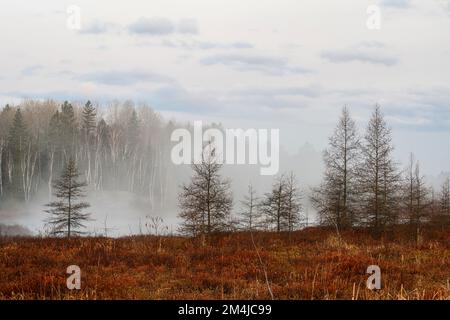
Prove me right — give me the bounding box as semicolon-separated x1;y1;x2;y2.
402;157;429;242
284;172;303;233
178;143;233;237
311;106;360;229
358;105;400;231
44;158;91;238
259;173;302;233
259;175;288;232
439;177;450;215
239;184;260;231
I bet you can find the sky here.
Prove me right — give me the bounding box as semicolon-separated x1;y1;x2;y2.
1;0;450;176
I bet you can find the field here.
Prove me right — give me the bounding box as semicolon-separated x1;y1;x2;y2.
0;227;450;300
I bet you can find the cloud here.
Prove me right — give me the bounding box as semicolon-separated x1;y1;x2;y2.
137;84;220;114
128;17;198;36
76;70;173;86
128;17;174;35
177;19;198;34
79;20;118;34
200;53;311;75
21;65;43;76
4;90;99;103
231;86;321;99
321;44;398;66
160;39;253;50
380;0;412;8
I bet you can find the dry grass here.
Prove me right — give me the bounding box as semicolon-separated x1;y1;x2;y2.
1;226;450;300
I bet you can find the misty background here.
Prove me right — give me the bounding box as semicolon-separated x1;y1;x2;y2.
1;0;450;235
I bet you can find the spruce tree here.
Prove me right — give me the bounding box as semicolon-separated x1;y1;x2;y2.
44;158;91;238
81;100;97;137
8;108;28;199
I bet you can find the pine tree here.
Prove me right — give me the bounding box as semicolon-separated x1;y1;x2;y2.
358;105;400;231
81;100;97;185
44;158;91;238
81;100;97;137
0;105;15;197
311;107;360;229
60;101;77;157
178;143;233;237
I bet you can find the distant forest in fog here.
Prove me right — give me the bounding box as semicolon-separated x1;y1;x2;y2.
1;100;450;237
0;100;322;235
0;100;179;209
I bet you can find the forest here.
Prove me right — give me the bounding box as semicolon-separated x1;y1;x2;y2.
1;100;450;300
0;100;175;211
0;100;449;239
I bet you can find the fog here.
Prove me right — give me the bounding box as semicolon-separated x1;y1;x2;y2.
0;140;325;237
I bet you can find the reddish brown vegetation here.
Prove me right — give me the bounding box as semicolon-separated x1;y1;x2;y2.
0;226;449;300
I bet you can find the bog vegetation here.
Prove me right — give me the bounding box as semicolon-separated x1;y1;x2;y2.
1;227;450;299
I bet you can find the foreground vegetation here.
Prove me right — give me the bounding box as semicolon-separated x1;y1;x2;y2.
0;226;449;300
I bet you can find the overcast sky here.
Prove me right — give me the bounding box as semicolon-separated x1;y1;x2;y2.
1;0;450;175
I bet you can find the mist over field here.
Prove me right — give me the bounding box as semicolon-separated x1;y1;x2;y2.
0;0;448;236
0;112;325;237
2;1;450;303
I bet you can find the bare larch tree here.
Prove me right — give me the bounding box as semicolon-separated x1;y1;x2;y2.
402;154;430;242
239;184;260;231
439;177;450;215
358;105;400;231
178;143;233;237
259;175;288;232
284;172;303;233
259;173;302;233
311;106;360;229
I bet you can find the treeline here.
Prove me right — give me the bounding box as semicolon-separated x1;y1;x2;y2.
178;106;450;238
0;100;175;210
311;105;450;234
178;142;305;236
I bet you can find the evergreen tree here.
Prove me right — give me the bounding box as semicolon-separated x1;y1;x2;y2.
81;100;97;137
44;158;91;238
8;108;28;199
60;101;77;157
0;104;14;197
